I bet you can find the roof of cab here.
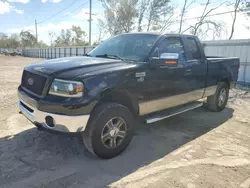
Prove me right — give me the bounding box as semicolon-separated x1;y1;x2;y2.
119;32;196;38
120;32;162;36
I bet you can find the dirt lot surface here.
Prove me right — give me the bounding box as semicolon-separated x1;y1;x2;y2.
0;55;250;188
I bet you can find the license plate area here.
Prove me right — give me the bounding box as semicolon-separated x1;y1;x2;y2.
18;89;38;109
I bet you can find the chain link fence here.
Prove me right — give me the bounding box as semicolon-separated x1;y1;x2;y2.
20;46;95;59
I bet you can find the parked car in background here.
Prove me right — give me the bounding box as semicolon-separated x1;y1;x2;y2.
16;49;22;56
18;33;240;159
3;49;10;56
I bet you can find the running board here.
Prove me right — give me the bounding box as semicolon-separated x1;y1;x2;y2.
146;102;203;124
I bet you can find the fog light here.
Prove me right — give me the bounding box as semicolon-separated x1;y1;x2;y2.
45;116;55;128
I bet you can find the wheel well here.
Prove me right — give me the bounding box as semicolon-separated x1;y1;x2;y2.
98;90;139;117
220;78;230;88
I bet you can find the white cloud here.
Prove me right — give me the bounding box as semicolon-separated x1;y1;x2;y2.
14;9;24;14
7;20;98;44
7;0;29;4
41;0;61;3
0;1;24;15
52;0;61;3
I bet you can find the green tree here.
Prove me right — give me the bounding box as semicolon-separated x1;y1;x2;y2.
54;26;88;47
145;0;173;31
71;25;86;46
100;0;174;35
100;0;138;35
54;29;72;47
8;34;20;48
65;29;72;46
0;33;21;49
36;40;48;48
20;30;36;48
54;36;62;47
0;32;9;48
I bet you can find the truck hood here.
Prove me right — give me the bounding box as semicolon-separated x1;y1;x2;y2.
25;56;136;79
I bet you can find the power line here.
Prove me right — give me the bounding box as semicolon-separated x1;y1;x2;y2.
37;0;80;24
182;8;250;21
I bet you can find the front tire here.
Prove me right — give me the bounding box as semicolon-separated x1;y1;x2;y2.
82;103;134;159
207;82;229;112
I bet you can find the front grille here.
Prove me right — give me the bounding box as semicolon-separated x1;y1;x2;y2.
21;70;47;96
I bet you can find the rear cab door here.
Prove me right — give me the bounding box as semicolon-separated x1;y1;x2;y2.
181;36;207;97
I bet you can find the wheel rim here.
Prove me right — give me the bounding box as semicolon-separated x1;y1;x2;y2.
101;117;127;149
218;88;227;107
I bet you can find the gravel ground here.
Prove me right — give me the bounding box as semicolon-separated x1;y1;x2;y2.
0;55;250;188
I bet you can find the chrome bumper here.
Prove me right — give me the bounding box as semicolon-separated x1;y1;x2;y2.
19;99;90;133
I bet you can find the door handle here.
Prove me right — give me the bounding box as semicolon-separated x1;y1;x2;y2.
185;69;192;75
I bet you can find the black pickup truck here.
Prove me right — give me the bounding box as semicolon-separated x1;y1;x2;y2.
18;33;239;158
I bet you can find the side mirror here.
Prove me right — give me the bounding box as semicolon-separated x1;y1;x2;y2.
150;53;179;68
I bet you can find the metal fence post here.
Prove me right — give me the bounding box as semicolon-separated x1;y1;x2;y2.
64;48;66;57
76;47;78;56
70;47;72;57
59;48;61;58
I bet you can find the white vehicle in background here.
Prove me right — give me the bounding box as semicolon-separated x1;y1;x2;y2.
15;49;22;56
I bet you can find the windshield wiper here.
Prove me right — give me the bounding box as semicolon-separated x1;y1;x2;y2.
95;54;124;61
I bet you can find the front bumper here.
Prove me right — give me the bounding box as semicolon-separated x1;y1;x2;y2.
18;97;90;133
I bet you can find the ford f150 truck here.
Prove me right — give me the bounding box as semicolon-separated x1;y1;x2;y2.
18;33;239;159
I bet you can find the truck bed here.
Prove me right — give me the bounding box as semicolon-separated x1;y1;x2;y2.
206;56;240;88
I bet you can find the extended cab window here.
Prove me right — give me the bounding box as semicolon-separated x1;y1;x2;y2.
154;37;186;62
186;38;202;60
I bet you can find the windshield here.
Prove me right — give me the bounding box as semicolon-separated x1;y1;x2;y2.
88;34;158;61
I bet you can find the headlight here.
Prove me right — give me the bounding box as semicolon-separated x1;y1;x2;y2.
49;79;84;97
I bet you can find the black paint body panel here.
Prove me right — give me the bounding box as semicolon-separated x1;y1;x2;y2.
18;34;240;116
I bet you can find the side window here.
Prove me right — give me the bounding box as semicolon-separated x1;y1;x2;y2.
156;37;186;62
186;38;202;60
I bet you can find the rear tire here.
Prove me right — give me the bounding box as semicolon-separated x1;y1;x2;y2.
82;103;134;159
207;82;229;112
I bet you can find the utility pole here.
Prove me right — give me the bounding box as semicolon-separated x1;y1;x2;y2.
89;0;92;45
35;20;38;42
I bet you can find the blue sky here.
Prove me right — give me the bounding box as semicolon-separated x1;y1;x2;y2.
0;0;104;43
1;0;250;44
